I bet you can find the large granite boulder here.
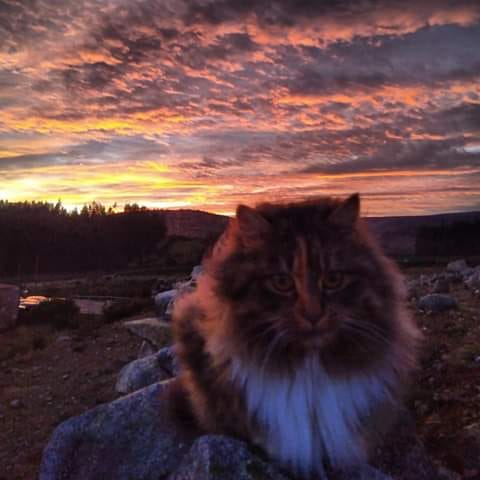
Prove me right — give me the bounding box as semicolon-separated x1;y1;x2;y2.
169;435;291;480
116;346;178;394
39;380;195;480
40;376;459;480
154;289;178;318
0;283;20;331
123;317;172;349
170;435;393;480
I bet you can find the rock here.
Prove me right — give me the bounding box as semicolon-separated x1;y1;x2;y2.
330;465;392;480
0;283;20;331
171;435;392;480
190;265;203;282
154;289;178;318
156;345;179;377
39;381;458;480
465;271;480;290
123;317;172;349
116;346;178;394
169;435;290;480
39;380;195;480
56;335;72;343
418;294;458;313
10;399;23;409
446;259;468;273
432;278;450;294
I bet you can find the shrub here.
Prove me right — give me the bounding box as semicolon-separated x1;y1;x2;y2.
102;298;153;323
20;298;80;330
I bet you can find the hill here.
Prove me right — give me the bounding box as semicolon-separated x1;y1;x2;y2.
161;208;480;257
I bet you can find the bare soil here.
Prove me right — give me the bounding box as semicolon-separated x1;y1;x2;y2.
0;318;145;480
0;268;479;479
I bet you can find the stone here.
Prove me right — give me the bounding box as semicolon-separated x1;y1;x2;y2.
190;265;203;282
169;435;290;480
39;380;195;480
116;346;178;395
0;284;20;331
38;382;458;480
10;399;23;409
446;259;468;273
330;466;393;480
418;294;458;313
123;317;172;349
56;336;72;343
154;289;178;318
465;271;480;290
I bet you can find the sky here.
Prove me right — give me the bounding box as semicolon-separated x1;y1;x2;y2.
1;0;480;216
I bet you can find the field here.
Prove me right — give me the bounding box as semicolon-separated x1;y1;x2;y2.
0;266;479;479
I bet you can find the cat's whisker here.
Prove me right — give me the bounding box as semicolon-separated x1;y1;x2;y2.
341;321;391;348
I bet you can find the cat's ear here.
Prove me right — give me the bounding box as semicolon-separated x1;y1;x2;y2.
235;204;271;248
329;193;360;227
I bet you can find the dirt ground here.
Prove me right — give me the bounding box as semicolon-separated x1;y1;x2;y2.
0;319;145;480
0;268;479;479
406;272;480;479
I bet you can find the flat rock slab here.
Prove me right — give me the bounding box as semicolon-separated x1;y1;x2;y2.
123;317;172;348
39;380;194;480
169;435;291;480
39;381;459;480
116;346;178;394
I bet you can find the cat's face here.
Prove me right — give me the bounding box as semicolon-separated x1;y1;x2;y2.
208;194;403;374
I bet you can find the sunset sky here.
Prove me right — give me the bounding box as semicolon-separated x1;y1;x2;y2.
1;0;480;216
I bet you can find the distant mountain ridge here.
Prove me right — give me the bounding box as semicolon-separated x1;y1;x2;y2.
162;209;228;239
162;209;480;256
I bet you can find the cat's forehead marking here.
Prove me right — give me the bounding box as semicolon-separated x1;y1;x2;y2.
293;236;308;278
292;235;325;274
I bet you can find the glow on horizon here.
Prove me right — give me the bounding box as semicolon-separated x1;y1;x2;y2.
1;0;480;215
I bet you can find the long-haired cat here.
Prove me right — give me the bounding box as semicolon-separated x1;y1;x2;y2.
172;194;420;478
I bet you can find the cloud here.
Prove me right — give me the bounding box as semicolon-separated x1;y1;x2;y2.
0;0;479;215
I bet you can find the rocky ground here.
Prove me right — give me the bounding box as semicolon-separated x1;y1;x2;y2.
0;263;479;479
0;319;145;480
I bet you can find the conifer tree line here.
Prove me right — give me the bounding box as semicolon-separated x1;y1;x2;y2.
415;220;480;257
0;200;167;276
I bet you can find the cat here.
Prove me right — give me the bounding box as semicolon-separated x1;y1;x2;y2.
172;193;420;478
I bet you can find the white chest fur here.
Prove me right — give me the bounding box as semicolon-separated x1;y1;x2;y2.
230;356;395;476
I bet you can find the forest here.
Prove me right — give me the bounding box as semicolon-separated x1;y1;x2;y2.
415;220;480;257
0;200;167;277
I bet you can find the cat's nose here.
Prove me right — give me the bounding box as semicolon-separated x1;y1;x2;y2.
301;299;324;326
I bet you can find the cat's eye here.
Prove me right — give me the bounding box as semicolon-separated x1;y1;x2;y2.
322;271;346;290
267;273;295;294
